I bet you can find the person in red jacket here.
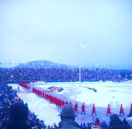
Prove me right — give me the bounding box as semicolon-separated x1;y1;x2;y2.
81;103;85;114
74;102;78;113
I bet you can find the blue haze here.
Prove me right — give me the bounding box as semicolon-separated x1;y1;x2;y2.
0;0;132;69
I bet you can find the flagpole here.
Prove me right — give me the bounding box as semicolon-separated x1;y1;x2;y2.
79;65;81;82
79;40;87;82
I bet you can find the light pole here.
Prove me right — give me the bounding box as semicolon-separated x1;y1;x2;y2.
79;41;88;82
79;65;81;82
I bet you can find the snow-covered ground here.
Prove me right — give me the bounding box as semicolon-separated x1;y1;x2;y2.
9;84;61;125
9;81;132;126
35;81;132;108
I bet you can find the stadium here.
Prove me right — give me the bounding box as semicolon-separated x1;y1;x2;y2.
0;0;132;129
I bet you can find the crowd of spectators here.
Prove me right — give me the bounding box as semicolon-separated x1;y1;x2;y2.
0;85;131;129
0;67;132;83
0;66;132;129
0;85;49;129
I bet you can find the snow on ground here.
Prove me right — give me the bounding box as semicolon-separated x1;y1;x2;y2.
8;84;61;125
8;81;132;125
34;81;132;108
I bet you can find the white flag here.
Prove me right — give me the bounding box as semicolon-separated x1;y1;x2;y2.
80;41;86;49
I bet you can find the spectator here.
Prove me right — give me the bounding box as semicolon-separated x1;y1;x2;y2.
108;114;125;129
122;118;130;129
0;85;47;129
1;67;129;83
95;118;100;126
100;120;107;129
59;104;81;129
6;103;31;129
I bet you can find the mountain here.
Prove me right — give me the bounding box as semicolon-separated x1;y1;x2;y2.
16;60;71;69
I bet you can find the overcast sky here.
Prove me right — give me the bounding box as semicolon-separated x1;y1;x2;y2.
0;0;132;69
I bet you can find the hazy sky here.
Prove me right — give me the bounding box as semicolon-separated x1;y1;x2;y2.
0;0;132;69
